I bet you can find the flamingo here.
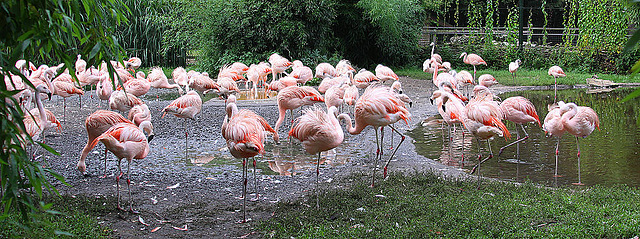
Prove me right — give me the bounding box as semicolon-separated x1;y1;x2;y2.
21;85;52;143
289;65;313;85
188;73;217;94
265;76;298;92
430;90;466;164
542;101;566;178
375;64;399;82
509;59;521;84
548;65;566;103
460;52;487;80
463;91;511;176
335;60;355;76
125;57;142;72
343;85;359;107
147;66;183;94
478;74;498;88
109;90;144;113
79;110;153;177
324;83;347;110
208;77;239;100
222;96;276;223
162;90;202;158
75;54;87;73
88;122;150;212
337;86;410;186
128;103;152;126
52;73;84;122
497;96;541;161
560;102;599;185
172;67;190;91
218;64;245;82
289;106;344;208
353;69;379;89
121;75;151;97
274;86;325;140
318;75;349;94
268;53;292;82
314;63;338;80
96;76;114;108
230;62;249;76
28;106;61;142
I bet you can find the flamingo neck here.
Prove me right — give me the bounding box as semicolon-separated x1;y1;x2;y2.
34;88;47;125
337;113;364;135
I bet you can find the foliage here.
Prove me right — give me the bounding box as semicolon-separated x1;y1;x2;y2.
0;0;128;223
576;0;631;53
259;172;640;238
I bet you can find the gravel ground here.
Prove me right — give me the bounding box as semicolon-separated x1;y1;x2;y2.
35;77;567;238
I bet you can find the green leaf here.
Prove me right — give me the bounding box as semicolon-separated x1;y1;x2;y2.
89;42;102;59
621;89;640;102
624;28;640;54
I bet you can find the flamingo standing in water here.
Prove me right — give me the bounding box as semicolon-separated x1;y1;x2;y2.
509;59;521;84
560;102;599;185
88;122;150;212
548;65;566;103
430;90;466;165
162;90;202;158
337;86;410;187
497;96;541;163
289;106;344;208
542;101;566;178
460;52;487;80
222;95;276;223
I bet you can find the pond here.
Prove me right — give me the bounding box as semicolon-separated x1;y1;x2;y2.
408;87;640;187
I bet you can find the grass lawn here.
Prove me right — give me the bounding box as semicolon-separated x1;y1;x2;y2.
0;195;114;238
259;171;640;238
396;67;640;86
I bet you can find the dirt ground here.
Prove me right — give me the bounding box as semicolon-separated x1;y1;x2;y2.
35;77;565;238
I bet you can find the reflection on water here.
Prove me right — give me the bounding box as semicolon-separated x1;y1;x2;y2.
183;142;351;176
409;88;640;187
143;89;275;102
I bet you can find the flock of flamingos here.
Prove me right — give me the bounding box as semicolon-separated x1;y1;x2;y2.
7;47;600;223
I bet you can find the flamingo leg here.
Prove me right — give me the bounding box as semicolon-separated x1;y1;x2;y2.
184;118;188;159
240;158;248;223
116;159;123;211
472;140;495;174
554;136;561;177
79;94;82;109
126;160;138;213
100;147;108;178
473;65;477;81
461;124;465;167
554;76;558;103
573;137;584;186
470;138;483;175
498;124;529;157
63;97;66;124
252;157;259;200
316;152;321;209
448;124;452;163
382;125;405;179
371;127;381;187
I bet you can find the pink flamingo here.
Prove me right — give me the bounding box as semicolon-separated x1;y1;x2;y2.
75;54;87;73
509;59;521;84
542;101;566;177
88;122;150;212
52;73;84;122
548;65;566;103
324;83;347;110
460;52;487;80
318;75;349;94
222;96;276;223
343;85;359;106
289;65;313;85
109;90;144;113
21;85;52;143
289;106;344;208
122;75;151;97
430;90;467;164
96;76;113;108
335;60;356;75
188;73;217;94
147;67;183;94
478;74;498;88
353;69;379;89
315;63;338;80
209;77;240;100
128;103;152;126
79;110;153;177
125;57;142;72
462;92;511;175
162;90;202;158
172;67;190;91
269;53;292;82
497;96;541;160
274;86;324;141
375;64;399;82
266;76;298;92
337;86;410;186
560;102;600;185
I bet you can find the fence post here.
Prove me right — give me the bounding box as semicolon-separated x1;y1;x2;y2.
518;0;524;51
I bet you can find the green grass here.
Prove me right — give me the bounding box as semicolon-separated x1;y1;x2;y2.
396;67;640;86
0;195;115;238
258;171;640;238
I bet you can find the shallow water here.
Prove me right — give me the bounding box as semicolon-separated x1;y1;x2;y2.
409;87;640;187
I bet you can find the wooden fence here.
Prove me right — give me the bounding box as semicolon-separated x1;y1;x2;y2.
420;26;579;46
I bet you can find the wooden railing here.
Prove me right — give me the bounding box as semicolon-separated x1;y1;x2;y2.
420;26;579;46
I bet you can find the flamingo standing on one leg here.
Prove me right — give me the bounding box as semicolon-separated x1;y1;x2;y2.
460;52;487;81
337;86;410;187
52;74;84;123
430;90;466;165
560;102;599;185
542;101;566;178
88;122;150;212
497;96;541;164
222;97;276;223
162;90;202;159
509;59;521;85
289;106;344;208
548;65;566;103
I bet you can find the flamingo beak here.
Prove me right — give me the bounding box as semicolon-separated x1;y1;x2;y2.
409;102;413;108
46;92;52;100
147;133;155;142
430;98;433;105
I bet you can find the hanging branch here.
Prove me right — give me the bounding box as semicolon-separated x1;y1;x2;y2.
541;0;548;45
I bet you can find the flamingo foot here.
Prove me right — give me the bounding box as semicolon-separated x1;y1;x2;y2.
553;174;564;178
236;218;250;224
571;182;585;186
99;174;108;179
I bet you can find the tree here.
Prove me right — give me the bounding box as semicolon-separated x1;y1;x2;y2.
0;0;129;221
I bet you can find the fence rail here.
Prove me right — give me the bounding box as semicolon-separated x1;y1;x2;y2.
420;26;578;46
